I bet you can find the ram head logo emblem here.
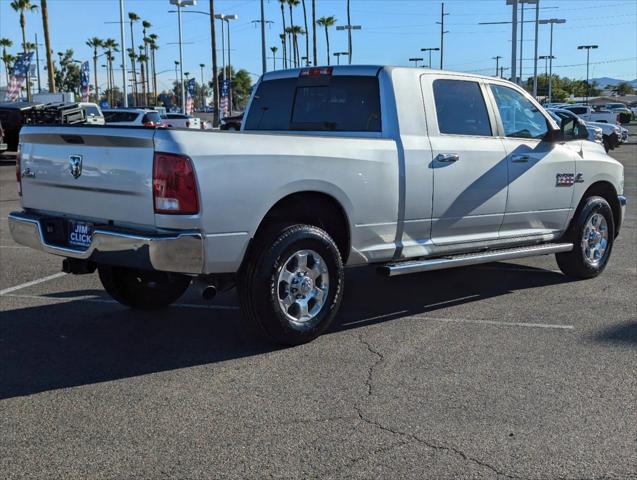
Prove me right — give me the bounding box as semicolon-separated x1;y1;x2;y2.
69;154;83;179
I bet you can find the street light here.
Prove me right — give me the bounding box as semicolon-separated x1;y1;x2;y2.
333;52;349;65
578;45;598;105
539;18;566;103
336;24;361;65
169;0;197;113
539;54;555;98
492;56;502;77
215;13;238;113
421;47;440;68
409;57;424;68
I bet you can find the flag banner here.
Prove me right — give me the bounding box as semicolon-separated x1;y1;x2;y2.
185;77;196;115
4;52;34;102
220;79;230;118
80;61;90;102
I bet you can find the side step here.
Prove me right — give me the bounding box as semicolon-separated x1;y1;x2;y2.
378;243;573;277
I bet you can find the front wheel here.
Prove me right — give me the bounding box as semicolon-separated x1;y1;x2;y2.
98;265;191;310
556;196;614;279
238;224;345;346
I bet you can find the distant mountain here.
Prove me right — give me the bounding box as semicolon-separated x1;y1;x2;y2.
591;77;637;89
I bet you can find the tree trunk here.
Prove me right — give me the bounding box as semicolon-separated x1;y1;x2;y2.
311;0;317;65
301;0;308;66
280;5;287;69
40;0;56;92
129;22;137;106
325;27;330;66
93;51;99;102
346;0;352;64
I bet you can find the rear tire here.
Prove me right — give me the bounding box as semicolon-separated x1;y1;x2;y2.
556;196;614;279
238;224;344;346
98;265;191;310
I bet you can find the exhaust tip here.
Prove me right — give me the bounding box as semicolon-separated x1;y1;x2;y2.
201;285;217;301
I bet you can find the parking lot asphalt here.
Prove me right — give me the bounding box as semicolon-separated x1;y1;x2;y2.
1;127;636;480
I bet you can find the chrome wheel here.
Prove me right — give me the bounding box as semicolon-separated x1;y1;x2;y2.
276;249;329;326
581;213;609;267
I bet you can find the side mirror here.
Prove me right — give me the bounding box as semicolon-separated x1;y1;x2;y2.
544;127;564;143
577;120;589;139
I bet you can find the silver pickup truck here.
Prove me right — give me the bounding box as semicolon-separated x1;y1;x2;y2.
9;66;626;345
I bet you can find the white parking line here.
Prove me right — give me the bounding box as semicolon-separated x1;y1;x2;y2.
0;245;28;249
415;315;574;330
2;292;240;310
0;272;67;295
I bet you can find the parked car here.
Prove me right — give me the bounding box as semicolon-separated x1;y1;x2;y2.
162;113;201;129
79;102;105;125
605;103;633;123
103;108;163;127
0;120;7;154
562;105;618;124
220;112;243;131
10;66;626;346
0;101;38;151
548;108;618;152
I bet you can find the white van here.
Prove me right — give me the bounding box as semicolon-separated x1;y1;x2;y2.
79;102;105;125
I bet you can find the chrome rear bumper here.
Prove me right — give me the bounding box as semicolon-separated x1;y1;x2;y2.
8;211;203;274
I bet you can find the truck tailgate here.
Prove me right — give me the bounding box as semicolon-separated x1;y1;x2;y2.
19;126;156;227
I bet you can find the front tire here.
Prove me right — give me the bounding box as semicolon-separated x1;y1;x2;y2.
98;265;191;310
556;196;614;279
238;224;345;346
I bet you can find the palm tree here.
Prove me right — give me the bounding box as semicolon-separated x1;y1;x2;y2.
311;0;317;65
278;0;287;69
0;38;13;85
142;20;151;102
86;37;103;102
301;0;309;68
39;0;55;92
127;12;140;105
287;0;300;67
316;16;336;66
138;46;147;106
10;0;38;100
346;0;352;64
102;38;118;105
270;46;278;70
286;26;304;68
148;33;159;103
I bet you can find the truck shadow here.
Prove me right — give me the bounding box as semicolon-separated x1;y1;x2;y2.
1;262;573;400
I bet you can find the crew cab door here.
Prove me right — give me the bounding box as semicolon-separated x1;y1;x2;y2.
422;76;508;245
487;83;575;237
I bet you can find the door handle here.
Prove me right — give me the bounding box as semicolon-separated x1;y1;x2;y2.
436;153;460;163
511;154;530;163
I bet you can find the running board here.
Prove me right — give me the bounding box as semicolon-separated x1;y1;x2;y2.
378;243;573;277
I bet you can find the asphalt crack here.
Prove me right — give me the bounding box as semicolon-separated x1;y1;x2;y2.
349;332;519;479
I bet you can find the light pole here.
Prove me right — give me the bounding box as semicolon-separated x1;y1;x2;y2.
409;58;424;68
538;55;554;99
169;0;196;113
215;13;237;113
119;0;128;106
421;47;440;68
539;18;565;103
199;63;206;109
336;24;361;65
493;56;502;76
333;52;349;65
174;60;179;101
578;45;598;105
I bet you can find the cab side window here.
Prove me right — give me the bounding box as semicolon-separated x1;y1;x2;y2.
490;85;548;139
433;79;492;136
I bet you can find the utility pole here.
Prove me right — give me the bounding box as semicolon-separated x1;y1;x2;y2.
210;0;219;127
421;47;440;68
510;0;518;83
519;1;524;83
260;0;266;74
532;0;540;97
493;56;502;76
578;45;598;105
346;0;352;64
34;33;42;93
436;2;450;69
312;0;317;65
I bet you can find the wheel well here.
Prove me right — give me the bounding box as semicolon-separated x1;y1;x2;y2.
254;192;351;262
579;181;621;236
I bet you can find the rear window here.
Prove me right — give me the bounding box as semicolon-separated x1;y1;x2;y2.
566;106;587;115
244;75;381;132
83;105;101;116
433;79;492;136
104;111;140;123
142;112;162;124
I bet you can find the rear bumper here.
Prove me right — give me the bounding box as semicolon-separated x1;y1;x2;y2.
8;211;204;274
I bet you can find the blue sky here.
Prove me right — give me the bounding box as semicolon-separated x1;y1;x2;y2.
1;0;636;92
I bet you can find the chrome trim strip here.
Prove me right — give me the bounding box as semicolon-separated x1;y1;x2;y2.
379;243;573;277
8;212;203;274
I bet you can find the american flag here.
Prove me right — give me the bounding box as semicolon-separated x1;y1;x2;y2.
4;52;34;102
80;61;90;102
185;77;196;115
220;79;230;119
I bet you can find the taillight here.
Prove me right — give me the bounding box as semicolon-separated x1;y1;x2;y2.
143;121;157;128
16;147;22;196
300;67;333;77
153;152;199;215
